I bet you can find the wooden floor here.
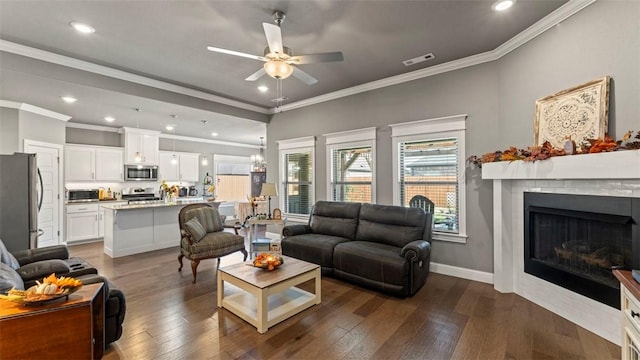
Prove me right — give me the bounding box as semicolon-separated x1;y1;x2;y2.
69;241;621;360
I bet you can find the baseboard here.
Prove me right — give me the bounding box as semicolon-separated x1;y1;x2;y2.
431;262;494;284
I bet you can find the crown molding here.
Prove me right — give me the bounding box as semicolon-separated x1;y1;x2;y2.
273;0;595;113
0;40;270;115
65;121;119;132
159;133;261;149
0;100;71;121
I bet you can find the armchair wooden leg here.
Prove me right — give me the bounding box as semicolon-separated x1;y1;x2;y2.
241;248;248;261
191;259;200;284
178;254;184;271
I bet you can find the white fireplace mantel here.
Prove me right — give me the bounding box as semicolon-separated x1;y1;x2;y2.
481;149;640;345
482;149;640;180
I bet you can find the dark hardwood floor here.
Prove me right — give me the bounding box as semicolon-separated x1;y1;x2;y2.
69;240;621;360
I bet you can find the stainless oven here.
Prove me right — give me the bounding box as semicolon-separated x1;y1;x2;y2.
68;189;99;203
124;164;159;181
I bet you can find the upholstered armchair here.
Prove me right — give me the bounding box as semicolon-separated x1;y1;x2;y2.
178;203;247;283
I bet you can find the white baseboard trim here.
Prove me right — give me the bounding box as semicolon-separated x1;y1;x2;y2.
431;262;494;284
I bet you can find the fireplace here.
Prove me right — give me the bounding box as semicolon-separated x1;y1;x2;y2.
524;192;640;308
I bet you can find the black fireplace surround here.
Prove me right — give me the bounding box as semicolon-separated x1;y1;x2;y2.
524;192;640;309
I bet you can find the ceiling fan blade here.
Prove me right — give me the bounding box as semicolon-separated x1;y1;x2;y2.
262;23;284;55
207;46;267;61
245;68;266;81
291;67;318;85
289;52;344;64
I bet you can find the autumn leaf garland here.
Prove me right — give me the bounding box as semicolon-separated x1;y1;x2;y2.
467;130;640;168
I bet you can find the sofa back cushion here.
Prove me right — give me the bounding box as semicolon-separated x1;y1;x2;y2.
309;201;361;240
356;203;427;247
185;207;223;233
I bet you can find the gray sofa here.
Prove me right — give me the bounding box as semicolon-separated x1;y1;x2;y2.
281;201;432;297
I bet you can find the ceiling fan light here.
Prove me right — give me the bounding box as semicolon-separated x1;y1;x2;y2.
264;59;293;79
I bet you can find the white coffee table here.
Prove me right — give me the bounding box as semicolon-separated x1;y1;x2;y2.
217;256;321;333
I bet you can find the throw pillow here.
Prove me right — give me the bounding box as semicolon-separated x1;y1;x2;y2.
0;238;20;270
185;207;223;233
0;262;24;293
185;217;207;243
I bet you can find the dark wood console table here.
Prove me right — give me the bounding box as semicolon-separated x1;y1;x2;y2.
0;282;105;359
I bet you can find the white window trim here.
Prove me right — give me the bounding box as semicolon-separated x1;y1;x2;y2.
278;136;315;222
391;114;467;243
325;127;376;203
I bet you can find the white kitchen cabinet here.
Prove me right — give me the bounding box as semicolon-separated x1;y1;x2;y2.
159;151;199;182
65;204;99;242
65;146;95;181
122;127;160;165
98;208;105;238
95;147;124;181
65;145;123;181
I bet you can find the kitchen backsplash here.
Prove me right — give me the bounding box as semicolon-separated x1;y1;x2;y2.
65;181;197;199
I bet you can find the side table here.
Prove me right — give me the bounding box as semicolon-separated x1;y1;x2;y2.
247;218;286;257
0;282;105;359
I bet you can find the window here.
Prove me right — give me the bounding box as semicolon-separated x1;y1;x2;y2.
391;115;467;243
278;136;315;220
325;127;376;203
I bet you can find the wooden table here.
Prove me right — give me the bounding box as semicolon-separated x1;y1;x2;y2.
0;283;105;359
217;256;321;333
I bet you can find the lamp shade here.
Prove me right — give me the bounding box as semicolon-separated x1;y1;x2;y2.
263;59;293;79
260;183;278;197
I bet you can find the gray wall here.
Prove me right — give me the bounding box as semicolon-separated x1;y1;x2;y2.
267;1;640;273
18;110;66;149
0;107;19;154
269;63;499;272
1;106;66;153
66;128;121;147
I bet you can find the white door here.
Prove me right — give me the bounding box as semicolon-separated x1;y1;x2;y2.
65;145;95;181
24;141;61;248
159;151;179;181
96;148;123;181
179;153;199;182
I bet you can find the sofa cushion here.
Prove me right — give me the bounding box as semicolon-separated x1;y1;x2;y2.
309;201;361;240
185;207;223;233
0;262;24;292
334;241;408;287
356;203;427;248
281;233;350;269
16;259;71;282
0;239;20;270
185;217;207;243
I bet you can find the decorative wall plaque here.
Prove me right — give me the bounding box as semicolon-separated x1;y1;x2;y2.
534;76;610;149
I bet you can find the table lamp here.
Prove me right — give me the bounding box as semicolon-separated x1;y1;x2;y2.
260;183;278;219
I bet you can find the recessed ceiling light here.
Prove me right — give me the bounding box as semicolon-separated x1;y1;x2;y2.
166;124;175;131
61;96;77;103
258;85;269;93
69;21;95;34
104;116;115;122
211;132;219;137
492;0;515;11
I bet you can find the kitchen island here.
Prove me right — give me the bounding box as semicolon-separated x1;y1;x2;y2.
101;200;220;258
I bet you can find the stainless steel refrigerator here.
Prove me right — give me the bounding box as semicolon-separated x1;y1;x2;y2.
0;153;43;252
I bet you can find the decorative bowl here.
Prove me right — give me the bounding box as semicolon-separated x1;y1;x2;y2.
252;253;284;271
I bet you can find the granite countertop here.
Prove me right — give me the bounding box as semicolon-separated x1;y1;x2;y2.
101;198;215;210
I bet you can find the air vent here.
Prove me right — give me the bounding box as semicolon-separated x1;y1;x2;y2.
271;97;289;102
403;53;436;66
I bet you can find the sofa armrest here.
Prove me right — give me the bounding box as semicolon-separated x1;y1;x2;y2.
400;240;431;262
283;224;312;237
13;246;70;266
16;259;71;282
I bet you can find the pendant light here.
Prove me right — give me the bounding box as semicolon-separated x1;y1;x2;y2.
170;115;178;165
200;120;209;166
134;108;142;162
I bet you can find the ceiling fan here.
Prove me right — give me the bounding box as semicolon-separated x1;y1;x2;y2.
207;10;343;85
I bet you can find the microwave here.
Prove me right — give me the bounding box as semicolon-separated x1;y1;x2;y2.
124;164;159;181
68;189;99;203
